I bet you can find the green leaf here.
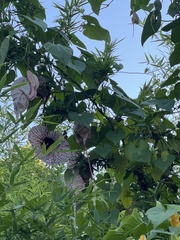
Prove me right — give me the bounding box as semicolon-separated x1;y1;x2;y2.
142;99;175;112
146;202;180;228
171;25;180;43
88;0;106;15
14;143;25;160
103;229;125;240
22;16;47;31
6;111;16;124
120;208;146;238
174;82;180;100
124;140;151;163
109;208;120;226
0;72;7;93
170;42;180;66
94;143;112;158
130;0;152;12
44;42;72;65
82;15;110;42
10;164;21;186
104;183;121;204
45;136;64;154
161;69;180;87
0;37;9;64
68;111;94;127
1;127;20;143
64;168;78;187
112;85;143;114
67;59;86;75
25;99;41;121
0;80;28;97
167;2;180;18
70;34;87;49
153;154;175;172
106;130;126;144
141;10;161;45
113;63;123;71
23;196;36;210
171;236;180;240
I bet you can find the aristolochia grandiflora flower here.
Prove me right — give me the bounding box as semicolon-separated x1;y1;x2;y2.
28;125;76;164
11;70;39;119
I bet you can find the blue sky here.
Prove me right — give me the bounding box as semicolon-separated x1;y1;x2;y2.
41;0;171;98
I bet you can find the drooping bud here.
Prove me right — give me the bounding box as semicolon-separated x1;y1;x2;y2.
74;123;91;146
11;77;30;119
132;12;140;24
27;70;39;100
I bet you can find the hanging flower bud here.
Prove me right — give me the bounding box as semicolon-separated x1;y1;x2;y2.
132;12;140;24
74;123;91;146
11;77;31;119
11;70;39;119
27;70;39;100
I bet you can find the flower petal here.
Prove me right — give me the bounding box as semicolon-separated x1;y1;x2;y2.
11;77;31;119
27;70;39;100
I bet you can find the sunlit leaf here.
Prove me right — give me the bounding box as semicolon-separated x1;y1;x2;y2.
141;10;161;45
88;0;106;15
23;16;47;31
44;42;72;65
82;15;110;42
146;202;180;228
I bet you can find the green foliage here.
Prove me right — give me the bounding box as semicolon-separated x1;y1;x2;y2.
0;37;9;65
82;15;110;42
141;1;162;45
0;0;180;239
88;0;106;15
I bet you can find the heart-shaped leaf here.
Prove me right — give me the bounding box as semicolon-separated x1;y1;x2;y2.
124;140;151;163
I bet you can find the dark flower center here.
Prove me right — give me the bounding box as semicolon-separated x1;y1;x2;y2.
43;137;55;149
